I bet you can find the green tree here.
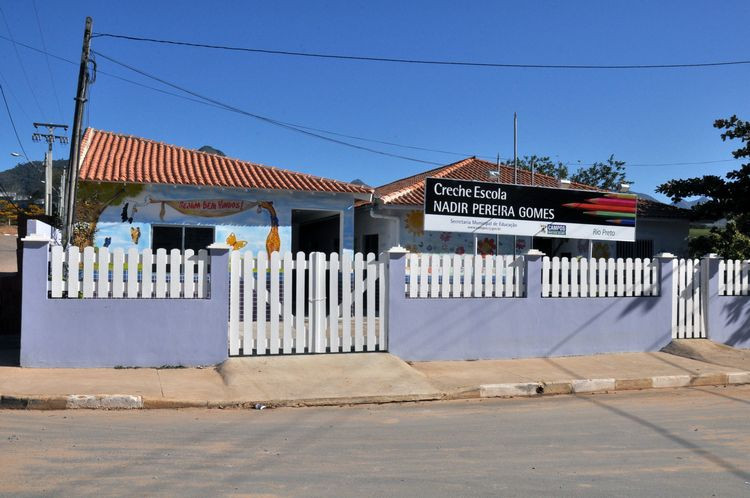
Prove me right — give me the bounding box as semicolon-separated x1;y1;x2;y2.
570;155;630;190
508;155;569;179
657;115;750;259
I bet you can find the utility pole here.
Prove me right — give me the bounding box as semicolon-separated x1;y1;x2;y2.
62;16;93;247
32;123;68;217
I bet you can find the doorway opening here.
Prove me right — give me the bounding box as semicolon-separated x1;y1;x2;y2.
292;210;341;254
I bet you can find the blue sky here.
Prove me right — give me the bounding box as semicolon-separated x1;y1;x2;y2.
0;1;748;202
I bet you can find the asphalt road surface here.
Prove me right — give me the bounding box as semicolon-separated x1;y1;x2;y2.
2;386;749;496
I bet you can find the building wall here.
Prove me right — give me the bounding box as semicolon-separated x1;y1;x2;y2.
79;182;356;254
356;205;689;258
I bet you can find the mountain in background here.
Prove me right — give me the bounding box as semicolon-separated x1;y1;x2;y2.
350;178;372;188
198;145;226;156
673;196;709;209
631;191;660;203
0;160;67;199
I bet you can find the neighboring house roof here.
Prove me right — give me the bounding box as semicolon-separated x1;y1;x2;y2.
78;128;373;196
373;156;689;219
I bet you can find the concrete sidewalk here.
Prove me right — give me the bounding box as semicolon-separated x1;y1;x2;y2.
1;344;749;409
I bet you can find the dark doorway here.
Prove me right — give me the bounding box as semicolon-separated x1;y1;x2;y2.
292;210;341;254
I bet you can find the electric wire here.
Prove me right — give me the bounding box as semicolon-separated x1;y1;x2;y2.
92;50;444;166
91;32;750;70
0;34;740;170
0;5;46;120
31;0;64;122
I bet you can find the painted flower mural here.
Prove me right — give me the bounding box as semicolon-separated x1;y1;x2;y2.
477;237;496;256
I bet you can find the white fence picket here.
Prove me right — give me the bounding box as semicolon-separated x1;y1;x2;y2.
718;260;726;296
633;258;643;296
354;252;364;351
111;249;125;298
579;258;589;298
142;249;153;298
408;254;418;298
441;254;452;298
328;252;339;353
419;254;429;299
155;249;167;298
66;247;80;299
196;249;207;298
256;252;268;354
182;249;195;299
127;248;140;298
452;254;462;297
569;258;579;297
495;255;506;298
97;247;109;298
243;252;255;354
484;255;494;297
430;254;441;298
366;253;377;350
551;257;560;297
588;258;597;297
473;255;483;297
50;245;63;297
560;257;569;297
296;252;307;353
269;252;281;355
340;252;352;353
378;256;387;350
168;249;180;298
541;257;550;297
228;251;241;356
625;259;634;296
463;254;473;297
283;252;294;354
742;260;750;295
82;247;95;298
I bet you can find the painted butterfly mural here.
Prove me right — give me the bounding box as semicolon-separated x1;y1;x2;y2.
225;233;248;251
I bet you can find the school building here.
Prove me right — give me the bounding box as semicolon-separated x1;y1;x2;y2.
355;157;690;258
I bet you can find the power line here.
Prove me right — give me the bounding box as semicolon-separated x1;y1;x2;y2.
0;5;46;120
92;50;443;166
92;32;750;70
0;83;32;164
0;34;741;170
31;0;64;122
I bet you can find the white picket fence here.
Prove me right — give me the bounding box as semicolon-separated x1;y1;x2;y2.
719;259;750;296
672;258;706;339
48;246;209;299
405;254;525;298
228;251;387;356
542;257;659;298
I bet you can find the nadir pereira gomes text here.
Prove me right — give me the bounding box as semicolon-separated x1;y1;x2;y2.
430;182;555;220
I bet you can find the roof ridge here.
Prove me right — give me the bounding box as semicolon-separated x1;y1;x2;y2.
377;157;478;203
85;128;371;192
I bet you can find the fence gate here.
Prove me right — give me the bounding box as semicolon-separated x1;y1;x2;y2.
672;258;707;339
228;251;387;355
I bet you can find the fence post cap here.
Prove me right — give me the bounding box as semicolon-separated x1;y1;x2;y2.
21;234;51;244
702;252;720;259
654;252;676;258
523;249;545;256
388;245;409;254
207;242;232;251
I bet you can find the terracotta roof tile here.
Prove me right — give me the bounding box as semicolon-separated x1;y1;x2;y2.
79;128;373;196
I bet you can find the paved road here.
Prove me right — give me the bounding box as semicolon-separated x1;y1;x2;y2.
1;386;749;496
0;232;17;273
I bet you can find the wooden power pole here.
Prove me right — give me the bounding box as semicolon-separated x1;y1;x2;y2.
32;123;68;217
62;16;92;247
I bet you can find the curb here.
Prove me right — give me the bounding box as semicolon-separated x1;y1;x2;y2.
1;371;749;410
476;371;750;399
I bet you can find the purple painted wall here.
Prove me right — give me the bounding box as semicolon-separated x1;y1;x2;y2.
20;222;230;368
387;250;675;361
704;257;750;348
